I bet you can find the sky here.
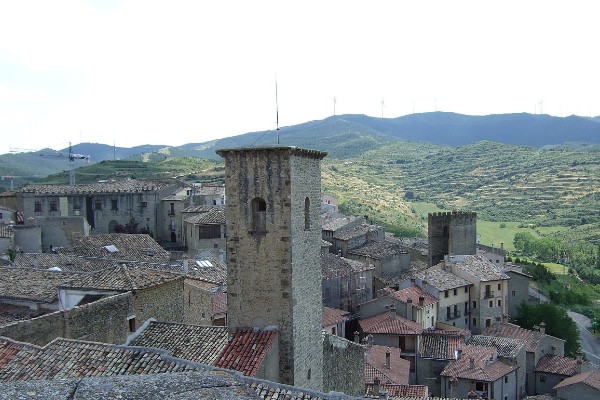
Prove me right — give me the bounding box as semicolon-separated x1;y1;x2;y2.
1;0;599;155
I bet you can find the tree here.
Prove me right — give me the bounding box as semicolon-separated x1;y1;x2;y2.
114;217;150;235
512;302;580;356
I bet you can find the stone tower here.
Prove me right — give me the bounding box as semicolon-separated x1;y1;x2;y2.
428;211;477;266
217;146;326;391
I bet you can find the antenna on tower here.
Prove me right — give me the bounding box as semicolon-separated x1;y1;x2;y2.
275;79;280;144
381;99;385;118
333;97;336;116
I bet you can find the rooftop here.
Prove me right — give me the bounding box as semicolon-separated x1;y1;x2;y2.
11;253;104;273
364;383;429;398
59;266;182;292
440;345;517;382
194;184;225;197
127;320;229;365
419;331;466;360
184;206;226;224
554;369;600;391
0;267;79;304
216;146;327;160
322;215;363;232
20;179;178;195
365;345;410;385
359;312;423;336
390;285;437;309
414;267;472;291
334;224;379;241
214;328;278;377
535;354;585;376
348;240;407;259
321;253;374;279
468;335;526;359
322;307;349;327
447;254;510;282
481;322;563;353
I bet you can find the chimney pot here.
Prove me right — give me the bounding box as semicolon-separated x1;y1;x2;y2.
385;351;391;369
389;304;396;320
469;357;475;369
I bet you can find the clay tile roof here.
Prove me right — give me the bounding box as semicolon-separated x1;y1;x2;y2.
213;328;278;377
468;335;526;359
12;253;103;273
365;383;429;398
420;332;466;359
194;184;225;197
127;321;229;365
321;215;362;232
322;307;349;327
440;345;517;382
20;179;178;195
481;322;544;353
414;267;472;291
365;345;410;385
348;241;407;259
59;266;181;292
359;312;423;336
535;355;584;376
390;286;437;308
248;380;326;399
321;253;374;279
57;234;170;264
0;336;199;381
184;206;225;224
451;254;510;281
0;267;79;303
554;369;600;391
334;224;377;241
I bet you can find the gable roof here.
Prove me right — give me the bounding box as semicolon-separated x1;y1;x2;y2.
183;206;225;224
390;285;437;309
348;241;407;259
449;254;510;282
20;179;178;196
481;322;551;353
359;312;423;336
364;383;429;398
420;331;466;359
322;307;349;327
440;345;517;382
59;266;181;292
414;267;472;291
214;328;278;377
535;354;584;376
11;253;104;273
127;321;229;365
0;336;199;381
0;267;78;303
364;345;410;385
468;335;526;359
57;234;170;264
321;253;374;279
554;369;600;391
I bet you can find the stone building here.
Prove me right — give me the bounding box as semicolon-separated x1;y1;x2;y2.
428;211;477;266
217;146;327;391
181;205;226;260
347;240;410;277
16;179;182;237
322;253;374;314
504;262;532;318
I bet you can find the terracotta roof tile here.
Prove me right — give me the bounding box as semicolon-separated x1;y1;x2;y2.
183;206;225;224
440;345;517;382
322;307;349;327
481;322;544;353
365;345;410;385
20;179;178;195
214;328;278;377
468;335;526;359
554;369;600;390
59;266;181;292
535;355;584;376
447;254;510;281
414;267;472;291
0;267;79;303
420;331;466;359
390;286;437;308
127;321;228;365
334;224;379;241
365;383;429;398
359;312;423;336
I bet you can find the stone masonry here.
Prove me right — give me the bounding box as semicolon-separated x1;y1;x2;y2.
217;146;326;392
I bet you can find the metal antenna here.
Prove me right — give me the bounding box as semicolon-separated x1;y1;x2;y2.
333;97;336;116
381;99;385;118
275;79;280;144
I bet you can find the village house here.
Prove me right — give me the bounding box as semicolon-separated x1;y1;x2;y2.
503;262;533;318
181;205;226;260
322;306;349;337
321;215;364;245
364;344;412;395
439;344;518;400
322;253;374;314
158;189;188;247
191;183;225;206
0;205;14;225
534;353;593;396
0;224;12;256
330;223;385;257
482;320;566;396
554;369;600;400
347;240;411;277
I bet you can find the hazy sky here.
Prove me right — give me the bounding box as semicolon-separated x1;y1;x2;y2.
1;0;599;155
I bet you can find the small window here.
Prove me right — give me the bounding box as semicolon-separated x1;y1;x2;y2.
489;300;493;307
504;376;508;383
465;286;468;293
472;317;477;327
34;201;42;212
251;197;267;232
498;283;501;290
512;290;516;296
111;199;118;210
540;375;547;382
128;318;136;332
472;301;477;309
444;290;449;298
304;197;310;230
49;201;58;212
95;200;102;210
498;299;502;307
140;201;148;208
169;202;175;215
453;288;457;296
486;318;492;327
307;368;311;380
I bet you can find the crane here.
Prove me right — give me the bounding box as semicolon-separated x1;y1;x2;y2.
39;142;91;185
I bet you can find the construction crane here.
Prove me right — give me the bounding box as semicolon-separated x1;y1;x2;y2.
39;142;91;185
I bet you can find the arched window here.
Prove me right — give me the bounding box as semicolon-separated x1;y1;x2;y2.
304;197;310;230
251;197;267;232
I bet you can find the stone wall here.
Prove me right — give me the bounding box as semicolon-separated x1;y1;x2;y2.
322;334;365;397
133;278;184;324
0;293;133;346
428;211;477;266
182;279;215;325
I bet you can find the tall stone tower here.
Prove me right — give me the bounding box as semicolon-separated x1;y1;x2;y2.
217;146;326;391
428;211;477;266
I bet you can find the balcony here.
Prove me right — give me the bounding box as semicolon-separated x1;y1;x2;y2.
484;290;495;299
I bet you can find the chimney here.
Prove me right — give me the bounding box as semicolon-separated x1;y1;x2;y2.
182;254;189;274
469;357;475;369
539;322;546;335
418;296;425;307
455;348;463;360
385;350;391;369
354;331;360;344
406;299;413;321
373;377;381;397
389;304;396;320
576;352;583;373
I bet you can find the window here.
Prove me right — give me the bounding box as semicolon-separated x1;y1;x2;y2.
128;318;136;332
34;201;42;212
498;283;501;290
199;225;221;239
489;300;493;307
111;199;118;210
307;368;311;380
95;200;102;210
486;318;492;327
540;375;547;382
472;317;477;327
465;286;468;293
472;301;477;309
504;376;508;383
453;288;457;296
497;299;502;307
447;306;451;318
445;290;449;298
0;213;2;219
140;201;148;208
304;197;310;230
465;302;469;314
49;200;58;211
169;202;175;215
512;290;516;296
251;197;267;232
